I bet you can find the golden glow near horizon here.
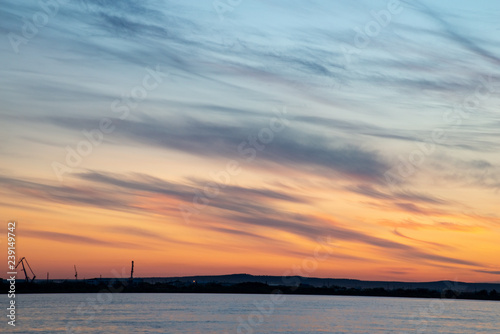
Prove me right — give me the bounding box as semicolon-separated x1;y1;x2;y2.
1;0;500;282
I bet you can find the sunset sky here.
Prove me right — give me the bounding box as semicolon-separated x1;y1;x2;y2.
1;0;499;282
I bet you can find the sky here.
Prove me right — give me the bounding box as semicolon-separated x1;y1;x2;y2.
1;0;499;282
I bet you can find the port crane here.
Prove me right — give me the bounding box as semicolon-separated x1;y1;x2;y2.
15;257;36;283
129;260;134;284
74;265;78;280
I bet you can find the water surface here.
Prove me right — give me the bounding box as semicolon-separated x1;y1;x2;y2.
3;293;499;333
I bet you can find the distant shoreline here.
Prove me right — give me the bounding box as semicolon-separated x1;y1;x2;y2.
3;280;499;302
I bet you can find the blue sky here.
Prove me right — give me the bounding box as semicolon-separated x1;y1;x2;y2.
1;0;500;280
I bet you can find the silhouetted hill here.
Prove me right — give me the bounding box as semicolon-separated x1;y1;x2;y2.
4;274;499;301
138;274;500;292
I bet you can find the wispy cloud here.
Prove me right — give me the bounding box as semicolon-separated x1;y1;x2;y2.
23;229;153;249
2;0;499;280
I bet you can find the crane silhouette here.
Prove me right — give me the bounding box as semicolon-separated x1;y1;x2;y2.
15;257;36;283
